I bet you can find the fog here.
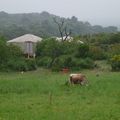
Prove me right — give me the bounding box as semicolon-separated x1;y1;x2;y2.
0;0;120;26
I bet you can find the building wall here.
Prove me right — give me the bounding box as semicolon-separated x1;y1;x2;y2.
8;42;38;56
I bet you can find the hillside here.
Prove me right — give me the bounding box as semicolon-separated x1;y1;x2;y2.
0;11;118;40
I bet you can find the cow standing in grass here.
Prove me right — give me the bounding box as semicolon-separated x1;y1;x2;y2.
69;73;88;85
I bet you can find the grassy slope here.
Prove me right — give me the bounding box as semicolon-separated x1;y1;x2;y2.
0;69;120;120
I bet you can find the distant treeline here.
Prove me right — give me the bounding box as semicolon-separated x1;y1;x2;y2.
0;11;118;40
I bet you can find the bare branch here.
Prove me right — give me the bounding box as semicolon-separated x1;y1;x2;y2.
53;17;71;42
64;27;72;41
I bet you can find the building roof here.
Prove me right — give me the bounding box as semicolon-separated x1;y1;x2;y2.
56;36;73;42
7;34;42;43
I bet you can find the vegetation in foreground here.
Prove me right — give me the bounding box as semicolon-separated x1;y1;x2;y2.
0;69;120;120
0;32;120;72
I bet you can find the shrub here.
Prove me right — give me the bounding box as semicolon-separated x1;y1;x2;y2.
110;55;120;71
51;56;75;71
36;57;52;68
62;56;75;68
8;44;23;58
108;44;120;56
7;58;28;71
89;46;107;60
108;33;120;44
0;38;8;68
75;44;89;58
25;59;37;71
78;58;94;69
51;56;95;71
51;58;63;71
7;58;37;71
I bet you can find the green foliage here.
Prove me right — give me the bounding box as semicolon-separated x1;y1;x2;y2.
7;58;28;71
110;55;120;71
108;44;120;56
108;33;120;44
63;57;74;68
1;31;120;72
7;58;37;71
78;58;94;69
75;44;89;58
0;37;9;69
36;38;65;68
25;59;37;71
0;37;37;71
0;11;118;39
44;39;63;59
89;46;107;60
36;39;95;71
8;44;23;58
51;56;75;71
78;33;120;45
36;38;63;58
77;33;120;60
51;58;63;71
36;57;52;68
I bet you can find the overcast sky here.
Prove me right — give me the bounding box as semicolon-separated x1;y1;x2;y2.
0;0;120;27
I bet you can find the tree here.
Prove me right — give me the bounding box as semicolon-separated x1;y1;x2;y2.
53;17;71;41
36;38;64;67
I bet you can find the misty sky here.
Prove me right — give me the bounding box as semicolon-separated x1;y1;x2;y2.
0;0;120;27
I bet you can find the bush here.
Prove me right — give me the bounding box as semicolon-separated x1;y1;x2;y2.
89;46;107;60
7;58;37;71
108;44;120;56
8;44;23;58
0;37;37;72
76;58;94;69
51;56;94;71
7;58;28;71
51;56;75;71
0;38;9;68
25;59;37;71
51;58;63;71
61;56;75;68
75;44;89;58
36;57;52;68
110;55;120;71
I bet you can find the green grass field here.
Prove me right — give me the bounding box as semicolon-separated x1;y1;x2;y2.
0;69;120;120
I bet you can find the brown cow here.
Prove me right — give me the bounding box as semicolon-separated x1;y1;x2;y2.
69;73;88;85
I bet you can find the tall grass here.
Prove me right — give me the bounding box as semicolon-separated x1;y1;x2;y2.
0;69;120;120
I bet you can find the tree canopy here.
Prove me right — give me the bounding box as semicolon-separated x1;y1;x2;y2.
0;11;118;40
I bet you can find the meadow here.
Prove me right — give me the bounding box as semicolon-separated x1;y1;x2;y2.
0;69;120;120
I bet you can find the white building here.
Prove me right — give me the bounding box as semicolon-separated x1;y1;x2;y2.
56;36;73;42
7;34;42;57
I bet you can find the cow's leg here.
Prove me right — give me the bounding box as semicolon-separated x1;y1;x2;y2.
85;80;89;86
80;81;84;85
80;80;89;86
